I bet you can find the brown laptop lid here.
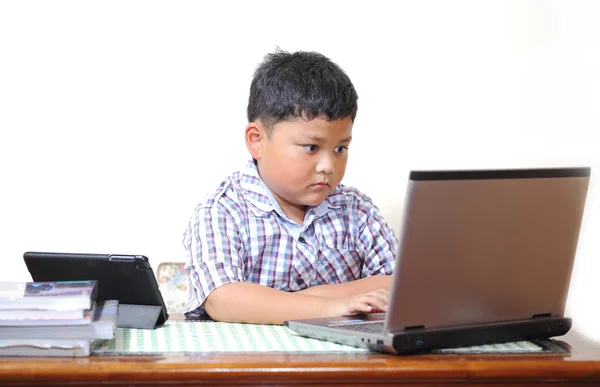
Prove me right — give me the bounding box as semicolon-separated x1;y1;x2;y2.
387;168;590;331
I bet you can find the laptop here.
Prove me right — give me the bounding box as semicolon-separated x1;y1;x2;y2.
23;252;169;329
285;167;590;354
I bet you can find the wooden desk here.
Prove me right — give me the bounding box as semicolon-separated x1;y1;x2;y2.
1;330;599;386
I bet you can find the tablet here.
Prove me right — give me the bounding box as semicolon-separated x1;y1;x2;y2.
23;252;169;328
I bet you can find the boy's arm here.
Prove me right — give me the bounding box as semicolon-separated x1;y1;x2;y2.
204;282;389;325
295;275;392;298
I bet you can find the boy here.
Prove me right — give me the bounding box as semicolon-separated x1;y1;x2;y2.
183;50;398;324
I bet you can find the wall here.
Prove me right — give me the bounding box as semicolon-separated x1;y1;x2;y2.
1;1;598;341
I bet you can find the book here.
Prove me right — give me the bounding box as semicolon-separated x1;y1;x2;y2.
0;339;91;357
0;300;118;340
0;280;98;311
0;303;95;326
0;308;85;322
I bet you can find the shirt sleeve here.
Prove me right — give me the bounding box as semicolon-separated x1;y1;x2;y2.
183;202;245;316
355;196;398;277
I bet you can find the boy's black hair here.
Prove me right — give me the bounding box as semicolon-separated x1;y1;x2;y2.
247;50;358;134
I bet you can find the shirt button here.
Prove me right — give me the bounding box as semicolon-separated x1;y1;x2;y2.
298;236;306;243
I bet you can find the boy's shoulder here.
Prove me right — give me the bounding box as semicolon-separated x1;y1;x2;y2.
196;162;271;216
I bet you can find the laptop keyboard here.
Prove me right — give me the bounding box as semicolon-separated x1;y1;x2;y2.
335;321;385;334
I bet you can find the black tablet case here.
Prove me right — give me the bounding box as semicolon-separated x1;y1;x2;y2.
23;252;169;329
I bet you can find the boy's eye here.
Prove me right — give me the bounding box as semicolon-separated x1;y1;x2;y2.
303;145;318;152
335;146;349;153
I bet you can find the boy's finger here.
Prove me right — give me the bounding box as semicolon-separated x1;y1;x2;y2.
362;295;387;311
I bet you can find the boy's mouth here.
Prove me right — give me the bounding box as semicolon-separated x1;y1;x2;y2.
311;182;330;188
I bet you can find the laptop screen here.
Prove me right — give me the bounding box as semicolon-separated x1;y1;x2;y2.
387;167;590;331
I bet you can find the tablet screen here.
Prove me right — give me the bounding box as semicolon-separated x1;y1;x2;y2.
23;252;169;327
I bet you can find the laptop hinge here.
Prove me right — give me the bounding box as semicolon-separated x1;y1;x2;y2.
404;325;425;331
533;313;552;319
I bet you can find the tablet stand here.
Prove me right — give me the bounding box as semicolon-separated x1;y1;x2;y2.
117;304;163;329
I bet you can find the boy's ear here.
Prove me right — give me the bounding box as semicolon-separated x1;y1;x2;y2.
245;121;266;160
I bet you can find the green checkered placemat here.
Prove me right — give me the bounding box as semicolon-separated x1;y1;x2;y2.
91;321;564;355
92;321;368;355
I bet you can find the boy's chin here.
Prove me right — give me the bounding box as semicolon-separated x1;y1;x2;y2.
299;194;330;207
302;200;324;207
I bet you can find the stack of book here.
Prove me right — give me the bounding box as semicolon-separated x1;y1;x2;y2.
0;280;118;357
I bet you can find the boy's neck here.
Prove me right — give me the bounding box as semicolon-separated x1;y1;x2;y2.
284;205;307;225
254;164;307;225
270;191;306;225
268;189;307;225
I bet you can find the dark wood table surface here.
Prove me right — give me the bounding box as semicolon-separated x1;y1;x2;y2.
1;328;599;386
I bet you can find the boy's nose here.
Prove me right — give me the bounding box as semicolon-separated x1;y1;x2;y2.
316;155;335;175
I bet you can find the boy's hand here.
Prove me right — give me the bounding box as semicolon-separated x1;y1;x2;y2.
324;289;389;317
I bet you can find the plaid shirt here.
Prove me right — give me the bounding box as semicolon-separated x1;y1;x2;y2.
183;161;398;316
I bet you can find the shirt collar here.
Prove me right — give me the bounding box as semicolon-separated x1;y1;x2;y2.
238;161;277;217
239;160;346;220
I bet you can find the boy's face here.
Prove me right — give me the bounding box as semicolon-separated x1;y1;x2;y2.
248;116;353;223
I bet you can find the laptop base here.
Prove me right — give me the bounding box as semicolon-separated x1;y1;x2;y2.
287;316;571;355
388;316;571;354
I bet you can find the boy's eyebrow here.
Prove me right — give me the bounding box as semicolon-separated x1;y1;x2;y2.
304;135;353;143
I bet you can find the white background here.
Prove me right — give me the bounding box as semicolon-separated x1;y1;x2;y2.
1;1;598;341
